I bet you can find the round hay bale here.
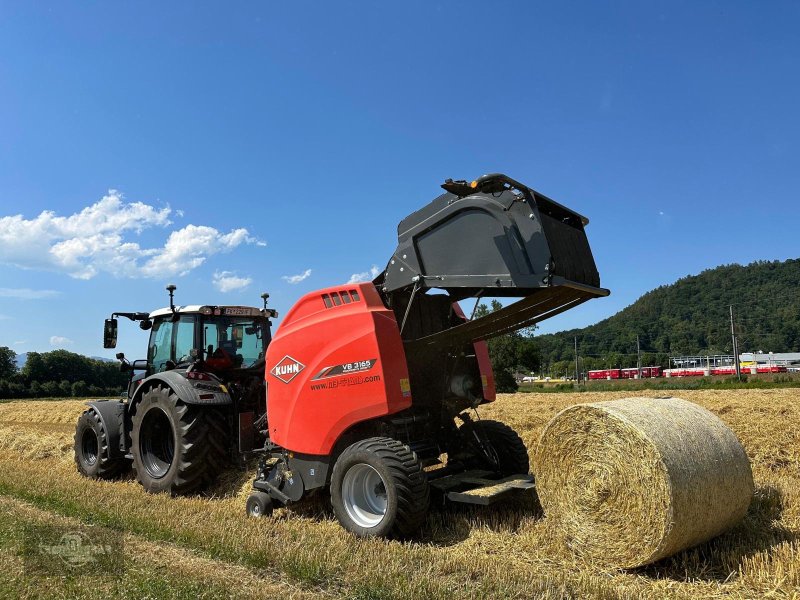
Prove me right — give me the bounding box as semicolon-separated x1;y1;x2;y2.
535;396;753;568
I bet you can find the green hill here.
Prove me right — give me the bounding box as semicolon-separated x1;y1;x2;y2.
535;259;800;371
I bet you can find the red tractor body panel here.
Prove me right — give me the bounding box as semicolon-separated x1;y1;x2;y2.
266;283;412;455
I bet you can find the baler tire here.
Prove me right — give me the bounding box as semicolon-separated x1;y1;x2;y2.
74;408;129;479
471;420;530;476
130;385;228;495
331;437;429;539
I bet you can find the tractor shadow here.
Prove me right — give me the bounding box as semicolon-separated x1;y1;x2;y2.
639;485;796;583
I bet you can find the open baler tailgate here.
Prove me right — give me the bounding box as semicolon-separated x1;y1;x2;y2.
378;173;609;346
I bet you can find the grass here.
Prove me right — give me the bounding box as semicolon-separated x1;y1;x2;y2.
0;390;798;599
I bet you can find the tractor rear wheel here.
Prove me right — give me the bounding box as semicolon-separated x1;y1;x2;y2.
469;420;530;476
331;437;429;539
131;385;228;495
74;408;129;479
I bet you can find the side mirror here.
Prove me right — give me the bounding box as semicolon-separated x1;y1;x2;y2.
103;318;118;349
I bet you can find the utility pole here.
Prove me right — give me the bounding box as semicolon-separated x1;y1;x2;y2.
730;305;741;381
574;336;579;383
636;335;642;379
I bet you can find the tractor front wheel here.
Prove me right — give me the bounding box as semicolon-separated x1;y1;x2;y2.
331;437;429;539
131;385;228;495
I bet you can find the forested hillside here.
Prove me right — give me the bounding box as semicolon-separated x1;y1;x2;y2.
536;259;800;373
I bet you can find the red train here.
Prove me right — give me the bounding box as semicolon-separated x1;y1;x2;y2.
587;367;662;380
588;365;787;380
664;365;787;377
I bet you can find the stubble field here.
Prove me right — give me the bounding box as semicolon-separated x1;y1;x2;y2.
0;389;797;599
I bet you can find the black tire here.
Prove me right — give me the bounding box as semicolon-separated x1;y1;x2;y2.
74;408;129;479
246;492;274;517
471;420;530;476
330;437;429;539
130;385;228;495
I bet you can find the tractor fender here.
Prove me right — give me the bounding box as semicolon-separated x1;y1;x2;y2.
86;400;126;459
131;370;234;408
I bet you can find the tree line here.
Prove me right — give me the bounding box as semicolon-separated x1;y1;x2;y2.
0;347;127;399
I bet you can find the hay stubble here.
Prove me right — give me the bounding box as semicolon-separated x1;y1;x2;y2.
0;390;798;599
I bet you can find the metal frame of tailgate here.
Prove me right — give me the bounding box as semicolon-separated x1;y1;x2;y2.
406;278;609;351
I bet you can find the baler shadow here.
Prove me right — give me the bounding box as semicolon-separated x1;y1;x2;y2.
641;485;795;583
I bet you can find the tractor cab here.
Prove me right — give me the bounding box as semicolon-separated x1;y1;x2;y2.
145;305;272;375
102;287;277;394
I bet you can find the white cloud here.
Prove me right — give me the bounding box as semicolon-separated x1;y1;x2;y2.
0;191;265;279
347;265;381;284
213;271;253;293
13;341;25;346
282;269;312;284
50;335;73;347
0;288;61;299
0;314;9;320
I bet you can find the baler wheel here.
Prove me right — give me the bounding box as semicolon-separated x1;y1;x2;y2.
246;492;274;518
470;420;530;476
331;437;430;539
74;408;129;479
131;385;228;495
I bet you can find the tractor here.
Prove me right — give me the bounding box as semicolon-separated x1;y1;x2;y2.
74;284;277;493
74;173;608;538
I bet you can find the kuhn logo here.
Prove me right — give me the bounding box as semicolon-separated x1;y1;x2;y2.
270;355;305;384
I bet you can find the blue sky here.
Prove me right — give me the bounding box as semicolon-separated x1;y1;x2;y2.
1;1;798;360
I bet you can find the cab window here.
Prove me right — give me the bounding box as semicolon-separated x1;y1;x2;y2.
202;316;266;368
148;319;174;373
174;316;196;364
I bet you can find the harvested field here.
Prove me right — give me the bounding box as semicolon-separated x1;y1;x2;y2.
0;390;798;599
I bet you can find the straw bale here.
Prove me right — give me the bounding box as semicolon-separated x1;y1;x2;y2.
535;396;754;568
